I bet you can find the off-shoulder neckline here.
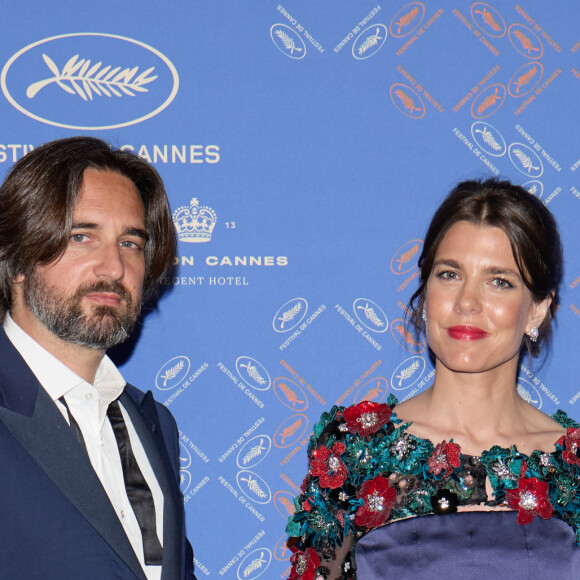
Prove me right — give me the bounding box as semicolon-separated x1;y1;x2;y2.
388;407;572;459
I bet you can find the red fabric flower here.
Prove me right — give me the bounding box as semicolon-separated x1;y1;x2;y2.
558;427;580;467
427;440;461;476
505;476;553;524
309;442;347;489
343;401;392;437
289;548;321;580
355;475;396;528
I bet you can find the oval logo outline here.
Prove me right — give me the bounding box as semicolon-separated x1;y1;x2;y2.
391;356;426;391
471;2;507;38
354;376;389;403
391;318;426;353
508;143;543;178
471;83;506;119
1;32;179;130
471;121;506;157
236;434;273;470
274;490;297;518
273;377;308;411
390;83;425;119
235;356;271;391
270;24;306;60
522;180;543;199
236;470;272;505
390;2;425;38
237;548;273;580
273;297;308;333
517;377;542;409
390;239;423;274
353;298;388;334
509;23;543;59
179;440;192;469
352;24;388;60
273;413;309;449
155;355;191;391
180;470;192;493
508;62;543;97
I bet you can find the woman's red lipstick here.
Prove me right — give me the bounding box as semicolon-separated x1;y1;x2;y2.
447;325;489;341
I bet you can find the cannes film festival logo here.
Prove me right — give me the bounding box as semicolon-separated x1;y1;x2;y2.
155;356;190;390
273;377;308;411
353;298;388;333
391;356;426;391
354;377;389;403
390;2;425;38
390;239;423;274
273;298;308;333
235;356;271;391
390;83;425;119
471;3;506;38
237;548;272;580
237;435;272;469
273;413;308;448
1;33;179;130
352;24;388;60
509;24;543;59
179;440;192;470
508;143;543;178
270;24;306;59
508;62;543;98
391;319;426;353
471;83;506;119
522;180;543;199
471;122;506;157
236;470;272;505
173;198;217;243
517;378;542;409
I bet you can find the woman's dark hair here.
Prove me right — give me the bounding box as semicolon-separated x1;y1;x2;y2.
408;178;563;357
0;136;176;318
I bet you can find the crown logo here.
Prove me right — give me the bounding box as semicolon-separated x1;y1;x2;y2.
173;198;217;243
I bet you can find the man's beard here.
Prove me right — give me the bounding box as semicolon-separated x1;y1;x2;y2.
23;272;142;350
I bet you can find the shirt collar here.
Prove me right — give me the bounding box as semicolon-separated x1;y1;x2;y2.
3;314;126;401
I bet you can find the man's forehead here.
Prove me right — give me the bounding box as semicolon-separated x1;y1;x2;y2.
72;170;145;226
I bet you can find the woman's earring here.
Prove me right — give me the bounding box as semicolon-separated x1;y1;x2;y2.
422;306;427;324
527;326;539;342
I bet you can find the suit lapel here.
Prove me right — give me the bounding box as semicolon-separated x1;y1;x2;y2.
0;330;147;580
121;389;184;580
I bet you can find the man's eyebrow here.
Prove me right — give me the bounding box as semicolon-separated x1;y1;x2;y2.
71;222;149;241
126;227;150;242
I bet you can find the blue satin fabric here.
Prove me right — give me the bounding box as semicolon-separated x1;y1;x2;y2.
355;511;580;579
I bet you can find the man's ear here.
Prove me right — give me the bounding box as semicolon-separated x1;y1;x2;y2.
12;274;25;284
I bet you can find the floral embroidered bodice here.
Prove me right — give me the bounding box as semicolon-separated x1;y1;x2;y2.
286;396;580;580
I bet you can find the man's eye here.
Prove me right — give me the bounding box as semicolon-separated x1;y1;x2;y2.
120;240;143;250
71;233;88;242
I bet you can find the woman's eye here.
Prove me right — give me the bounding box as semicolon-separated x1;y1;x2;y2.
70;233;88;243
437;270;458;281
492;278;514;289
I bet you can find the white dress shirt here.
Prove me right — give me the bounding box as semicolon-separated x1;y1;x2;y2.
3;315;164;580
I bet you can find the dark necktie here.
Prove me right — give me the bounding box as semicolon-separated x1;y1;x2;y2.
60;395;163;566
107;399;163;566
59;396;88;455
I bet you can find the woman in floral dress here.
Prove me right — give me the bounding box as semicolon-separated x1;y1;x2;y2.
286;179;580;579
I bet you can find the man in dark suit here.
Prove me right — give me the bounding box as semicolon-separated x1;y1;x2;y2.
0;137;195;579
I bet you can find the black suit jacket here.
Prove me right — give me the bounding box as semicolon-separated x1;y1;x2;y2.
0;327;195;579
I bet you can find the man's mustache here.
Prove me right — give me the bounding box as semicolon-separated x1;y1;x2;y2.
76;281;132;303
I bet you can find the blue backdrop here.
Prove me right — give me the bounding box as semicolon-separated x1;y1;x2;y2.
2;1;580;577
